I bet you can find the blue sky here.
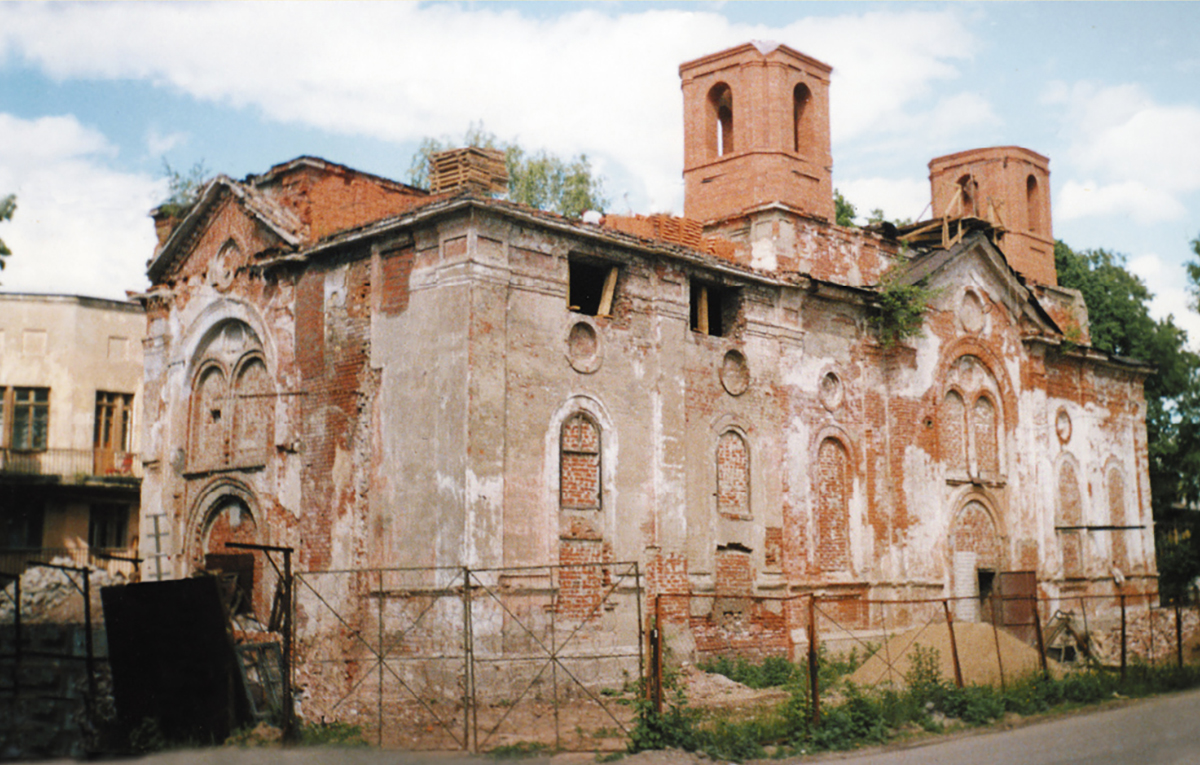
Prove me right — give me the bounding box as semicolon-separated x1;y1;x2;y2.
0;1;1198;342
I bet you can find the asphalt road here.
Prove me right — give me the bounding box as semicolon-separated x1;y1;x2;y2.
827;687;1200;765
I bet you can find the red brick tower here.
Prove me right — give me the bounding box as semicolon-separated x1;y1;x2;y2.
681;41;835;225
929;147;1056;285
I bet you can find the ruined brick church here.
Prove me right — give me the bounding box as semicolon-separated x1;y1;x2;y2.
137;41;1155;639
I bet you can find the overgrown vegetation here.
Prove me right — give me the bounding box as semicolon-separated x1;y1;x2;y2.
297;719;368;747
869;260;939;349
408;122;607;218
157;159;211;218
0;193;15;269
629;651;1200;762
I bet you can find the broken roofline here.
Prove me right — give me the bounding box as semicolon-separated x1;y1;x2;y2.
258;191;816;291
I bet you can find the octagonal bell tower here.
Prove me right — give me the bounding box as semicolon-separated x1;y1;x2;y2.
681;41;834;225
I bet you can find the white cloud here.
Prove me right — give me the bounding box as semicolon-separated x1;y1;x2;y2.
0;3;982;213
146;127;188;157
1057;179;1185;224
0;114;161;299
1046;80;1200;222
836;177;930;224
1127;253;1200;349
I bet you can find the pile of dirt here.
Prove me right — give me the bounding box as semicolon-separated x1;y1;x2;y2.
678;664;789;708
847;622;1053;688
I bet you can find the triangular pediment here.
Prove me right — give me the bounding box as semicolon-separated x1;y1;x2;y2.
895;231;1061;338
148;178;303;284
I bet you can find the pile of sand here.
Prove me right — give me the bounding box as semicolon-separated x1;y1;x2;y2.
847;622;1053;688
679;664;789;708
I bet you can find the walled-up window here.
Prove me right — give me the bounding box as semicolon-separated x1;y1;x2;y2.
560;413;601;510
792;83;813;153
1057;462;1084;578
568;258;619;316
717;431;750;518
233;359;272;465
815;437;850;572
1108;468;1128;570
1026;175;1042;235
942;391;967;473
973;396;999;475
943;356;1005;481
190;365;227;472
11;387;49;451
708;83;734;158
187;321;272;473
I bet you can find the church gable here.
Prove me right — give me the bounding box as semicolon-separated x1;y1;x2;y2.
157;191;290;287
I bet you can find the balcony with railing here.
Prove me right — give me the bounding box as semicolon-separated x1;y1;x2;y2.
0;545;141;579
0;448;142;482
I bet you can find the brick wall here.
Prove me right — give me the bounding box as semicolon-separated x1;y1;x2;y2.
560;414;601;510
716;431;749;518
815;438;850;572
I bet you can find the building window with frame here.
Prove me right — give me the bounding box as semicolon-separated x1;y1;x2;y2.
88;503;128;550
12;387;49;451
95;391;136;475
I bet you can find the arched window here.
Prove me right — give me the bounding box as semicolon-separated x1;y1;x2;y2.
187;320;273;472
1057;462;1084;578
560;413;601;510
190;365;227;472
943;356;1005;481
956;174;977;217
1026;175;1042;234
792;83;812;153
815;437;850;572
707;83;734;158
942;391;967;473
716;431;750;518
233;357;272;465
1108;468;1128;569
973;395;999;476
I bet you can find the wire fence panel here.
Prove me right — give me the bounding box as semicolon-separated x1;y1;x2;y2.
293;561;642;752
294;566;468;749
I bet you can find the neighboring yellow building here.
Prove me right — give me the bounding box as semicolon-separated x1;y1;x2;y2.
0;294;144;578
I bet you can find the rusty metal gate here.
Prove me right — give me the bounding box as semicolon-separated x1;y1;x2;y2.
293;561;642;752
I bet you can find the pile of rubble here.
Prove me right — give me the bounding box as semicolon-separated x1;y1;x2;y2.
1;557;128;624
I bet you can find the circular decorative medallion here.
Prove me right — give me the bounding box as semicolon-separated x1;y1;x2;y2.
959;290;984;334
819;371;844;411
720;350;750;396
566;321;601;373
1055;408;1072;444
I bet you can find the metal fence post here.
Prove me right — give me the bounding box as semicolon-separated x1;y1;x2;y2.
808;595;819;728
990;594;1006;691
463;566;473;752
1031;594;1048;679
1120;594;1127;683
1176;601;1184;669
943;600;963;688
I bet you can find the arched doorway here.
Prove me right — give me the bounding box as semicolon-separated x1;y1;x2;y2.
949;499;1001;622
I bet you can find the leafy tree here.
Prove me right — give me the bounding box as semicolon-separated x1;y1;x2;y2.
158;159;211;218
0;194;14;267
1056;240;1200;599
834;189;857;227
408;123;607;218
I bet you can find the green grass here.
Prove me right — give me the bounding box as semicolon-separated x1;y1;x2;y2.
629;651;1200;762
